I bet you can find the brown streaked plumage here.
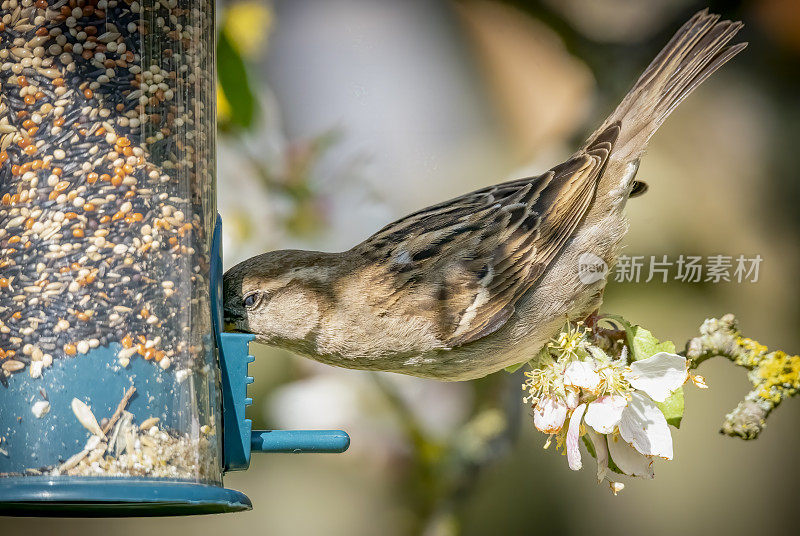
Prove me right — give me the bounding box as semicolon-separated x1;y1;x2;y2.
224;10;746;381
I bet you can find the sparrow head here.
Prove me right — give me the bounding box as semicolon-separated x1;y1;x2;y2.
223;250;339;346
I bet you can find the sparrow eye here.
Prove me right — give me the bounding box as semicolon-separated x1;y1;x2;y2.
243;292;259;309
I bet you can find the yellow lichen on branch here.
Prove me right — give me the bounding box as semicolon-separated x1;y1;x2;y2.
750;349;800;403
685;314;800;439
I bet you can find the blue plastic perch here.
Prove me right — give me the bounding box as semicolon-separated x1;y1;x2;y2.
251;430;351;453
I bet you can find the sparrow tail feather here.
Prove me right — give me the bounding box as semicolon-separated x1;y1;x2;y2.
602;9;747;160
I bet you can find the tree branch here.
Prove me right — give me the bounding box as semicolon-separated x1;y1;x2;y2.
685;314;800;439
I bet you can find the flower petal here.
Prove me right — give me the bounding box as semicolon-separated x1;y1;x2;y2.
566;403;587;471
617;391;673;459
584;395;628;434
564;360;600;392
564;387;580;410
586;428;609;482
625;352;688;403
533;396;567;433
607;433;654;479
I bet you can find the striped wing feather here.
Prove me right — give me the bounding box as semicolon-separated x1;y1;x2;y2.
354;123;620;348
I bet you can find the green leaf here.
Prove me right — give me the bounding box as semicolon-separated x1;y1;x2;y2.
505;356;540;373
504;362;526;373
627;325;676;362
656;387;684;428
217;29;257;130
582;434;596;457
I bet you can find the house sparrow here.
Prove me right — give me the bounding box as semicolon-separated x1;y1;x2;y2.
224;10;746;381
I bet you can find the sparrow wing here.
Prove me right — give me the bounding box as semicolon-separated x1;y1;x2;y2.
355;123;619;348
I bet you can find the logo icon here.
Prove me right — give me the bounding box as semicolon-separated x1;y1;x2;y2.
578;252;608;285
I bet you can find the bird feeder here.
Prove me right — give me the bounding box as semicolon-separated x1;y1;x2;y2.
0;0;347;516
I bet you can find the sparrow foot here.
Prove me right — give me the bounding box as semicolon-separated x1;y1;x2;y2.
584;311;628;352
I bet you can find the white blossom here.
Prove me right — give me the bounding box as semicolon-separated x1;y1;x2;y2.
533;396;567;433
566;403;587;470
584;395;627;434
607;432;654;478
523;322;694;487
586;428;609;482
563;360;600;391
617;391;674;459
625;352;688;403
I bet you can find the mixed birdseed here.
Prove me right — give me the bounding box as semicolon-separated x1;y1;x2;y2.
51;394;218;480
0;0;219;478
0;390;218;479
54;418;218;479
0;0;214;379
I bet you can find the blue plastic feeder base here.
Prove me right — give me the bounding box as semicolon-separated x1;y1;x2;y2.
0;477;252;517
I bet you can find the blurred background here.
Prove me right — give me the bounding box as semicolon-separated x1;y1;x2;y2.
7;0;800;534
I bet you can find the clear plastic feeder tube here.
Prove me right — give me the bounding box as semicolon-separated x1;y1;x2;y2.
0;0;219;483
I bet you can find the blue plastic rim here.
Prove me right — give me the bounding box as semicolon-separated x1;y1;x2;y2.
0;477;252;517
